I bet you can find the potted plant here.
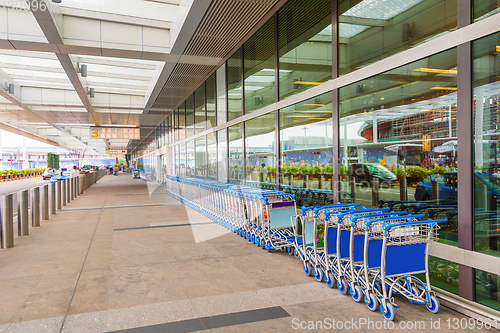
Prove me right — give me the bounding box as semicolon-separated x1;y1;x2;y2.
340;165;348;181
290;166;299;174
325;165;333;175
405;166;428;185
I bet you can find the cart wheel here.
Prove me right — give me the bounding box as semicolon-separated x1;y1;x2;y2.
260;239;266;248
365;292;378;311
303;262;313;276
314;267;324;282
426;295;440;314
287;247;293;255
255;236;260;245
251;234;256;243
382;303;395;321
374;282;382;294
326;273;336;288
351;285;363;303
337;277;348;295
294;248;299;258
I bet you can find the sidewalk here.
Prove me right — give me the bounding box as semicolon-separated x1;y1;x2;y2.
0;174;492;332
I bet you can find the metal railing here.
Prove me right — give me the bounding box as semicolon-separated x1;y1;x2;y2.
1;172;103;249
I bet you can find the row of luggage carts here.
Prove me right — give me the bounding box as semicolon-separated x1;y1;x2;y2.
166;175;446;321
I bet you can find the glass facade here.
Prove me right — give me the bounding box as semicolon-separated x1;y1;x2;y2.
474;0;500;21
244;18;275;114
245;111;276;188
278;0;332;100
228;49;242;121
229;124;243;184
339;47;458;246
131;1;500;313
339;0;456;76
280;93;333;206
473;32;500;257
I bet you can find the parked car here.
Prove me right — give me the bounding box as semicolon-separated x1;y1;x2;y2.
415;172;500;207
42;168;55;180
349;163;397;187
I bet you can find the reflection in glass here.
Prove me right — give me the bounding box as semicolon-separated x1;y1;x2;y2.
278;0;332;100
178;143;186;176
474;0;500;21
173;108;179;142
217;129;228;182
339;47;458;245
186;140;195;176
280;93;333;206
195;83;206;134
229;124;243;184
245;111;276;188
228;49;242;121
476;269;500;311
244;19;275;114
217;66;227;125
186;94;195;138
207;73;216;129
207;134;217;179
473;32;500;257
417;256;459;294
179;103;186;141
196;136;207;177
339;0;457;76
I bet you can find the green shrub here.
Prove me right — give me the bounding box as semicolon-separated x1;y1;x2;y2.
406;166;428;179
340;165;348;175
312;165;323;174
300;166;311;174
325;165;333;174
290;166;299;173
429;166;446;174
270;167;276;173
393;167;404;178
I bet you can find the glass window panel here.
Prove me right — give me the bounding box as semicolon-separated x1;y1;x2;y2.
244;18;275;114
278;0;332;100
228;49;243;121
339;0;457;76
186;94;195;138
179;143;186;176
339;47;458;245
174;108;179;142
473;32;500;256
229;124;243;184
417;256;459;294
245;111;276;188
207;133;217;179
280;93;333;206
179;103;186;140
195;83;206;134
186;140;195;176
474;0;500;21
476;269;500;311
196;136;207;177
217;66;227;125
217;129;228;182
207;73;217;129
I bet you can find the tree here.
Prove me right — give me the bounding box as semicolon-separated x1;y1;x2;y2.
68;149;87;168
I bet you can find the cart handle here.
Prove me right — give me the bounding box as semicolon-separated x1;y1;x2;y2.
312;203;360;216
382;218;448;231
364;214;426;228
336;207;389;221
325;207;360;221
350;211;407;227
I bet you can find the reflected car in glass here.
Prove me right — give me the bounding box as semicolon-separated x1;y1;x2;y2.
349;163;397;187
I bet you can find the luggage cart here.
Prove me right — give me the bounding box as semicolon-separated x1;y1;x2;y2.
362;214;446;321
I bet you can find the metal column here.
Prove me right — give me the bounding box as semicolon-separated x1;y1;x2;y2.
67;178;71;203
1;194;14;248
32;187;40;227
42;184;49;220
18;190;29;236
62;179;67;206
57;180;62;210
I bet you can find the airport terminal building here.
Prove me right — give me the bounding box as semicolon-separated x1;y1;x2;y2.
131;0;500;314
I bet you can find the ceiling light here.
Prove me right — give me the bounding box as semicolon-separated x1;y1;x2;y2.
414;68;457;74
497;46;500;52
293;81;323;85
303;104;325;107
52;0;62;3
6;83;14;94
430;87;457;91
101;124;138;127
88;87;95;98
78;64;87;77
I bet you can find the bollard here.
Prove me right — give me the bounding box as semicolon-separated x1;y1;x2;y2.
350;176;356;203
372;177;380;207
67;178;71;203
19;190;29;236
32;187;41;227
42;184;49;220
2;194;14;248
399;176;407;201
71;177;75;200
62;179;67;206
51;182;56;214
431;180;440;204
57;180;62;210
